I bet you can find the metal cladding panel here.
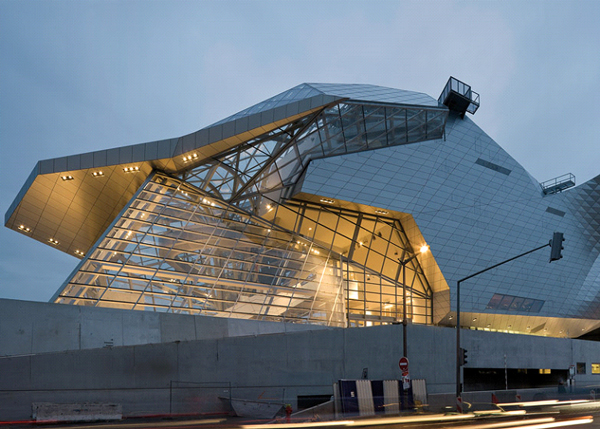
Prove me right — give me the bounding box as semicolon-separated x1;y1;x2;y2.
208;124;223;143
307;82;439;107
221;120;236;140
81;152;94;169
54;157;68;171
67;155;81;171
93;150;107;167
132;143;145;161
5;163;153;257
106;148;120;165
383;380;400;414
209;83;325;126
156;138;175;159
39;159;54;175
300;113;599;335
119;145;133;164
144;141;158;160
355;380;375;416
181;132;196;154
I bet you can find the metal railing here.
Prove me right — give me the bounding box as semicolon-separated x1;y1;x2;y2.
541;173;576;194
438;77;480;115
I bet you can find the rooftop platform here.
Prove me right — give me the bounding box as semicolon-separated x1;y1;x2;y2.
438;76;480;117
541;173;576;194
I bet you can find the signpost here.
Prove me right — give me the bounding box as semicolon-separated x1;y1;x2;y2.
399;357;410;389
399;357;409;375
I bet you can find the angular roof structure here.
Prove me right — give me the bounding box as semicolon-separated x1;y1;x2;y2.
5;78;600;338
5;83;443;257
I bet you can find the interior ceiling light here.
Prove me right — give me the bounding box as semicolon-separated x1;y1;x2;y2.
183;153;198;162
320;198;335;204
74;250;85;256
92;171;104;177
375;209;388;214
18;224;31;233
48;238;59;245
123;166;140;173
61;175;74;181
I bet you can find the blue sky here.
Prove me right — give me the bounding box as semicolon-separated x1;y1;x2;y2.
1;0;599;302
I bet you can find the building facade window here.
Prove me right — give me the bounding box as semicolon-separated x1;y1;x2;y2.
577;362;586;374
54;172;433;327
592;363;600;374
486;293;544;313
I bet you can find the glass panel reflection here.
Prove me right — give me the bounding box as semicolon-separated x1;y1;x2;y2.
55;96;443;327
56;172;432;326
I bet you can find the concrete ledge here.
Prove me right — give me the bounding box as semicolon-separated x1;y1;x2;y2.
32;402;122;422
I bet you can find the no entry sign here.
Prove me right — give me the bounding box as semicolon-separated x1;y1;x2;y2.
399;357;409;375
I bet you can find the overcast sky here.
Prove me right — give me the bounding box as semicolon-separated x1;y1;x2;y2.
1;0;599;302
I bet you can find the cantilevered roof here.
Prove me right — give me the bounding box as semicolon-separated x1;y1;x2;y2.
211;83;438;126
5;83;443;259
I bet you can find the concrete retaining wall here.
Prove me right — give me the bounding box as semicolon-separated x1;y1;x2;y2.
32;402;122;422
0;298;328;357
1;321;600;421
1;299;600;421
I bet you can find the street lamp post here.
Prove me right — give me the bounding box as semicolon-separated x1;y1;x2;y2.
398;245;429;358
455;239;559;410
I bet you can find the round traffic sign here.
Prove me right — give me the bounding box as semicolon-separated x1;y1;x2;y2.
399;357;409;374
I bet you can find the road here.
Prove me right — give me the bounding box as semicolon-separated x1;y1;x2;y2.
11;400;600;429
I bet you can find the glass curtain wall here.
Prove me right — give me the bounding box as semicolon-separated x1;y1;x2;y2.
181;101;446;214
55;100;438;326
56;173;431;326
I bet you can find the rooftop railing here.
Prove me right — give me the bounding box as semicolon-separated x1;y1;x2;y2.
540;173;576;194
438;76;480;116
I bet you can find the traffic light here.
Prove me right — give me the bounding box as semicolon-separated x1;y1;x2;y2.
549;232;565;262
460;348;468;366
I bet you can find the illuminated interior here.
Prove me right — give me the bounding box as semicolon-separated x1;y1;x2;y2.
53;94;442;326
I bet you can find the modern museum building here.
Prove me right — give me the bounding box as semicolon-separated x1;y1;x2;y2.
2;78;600;419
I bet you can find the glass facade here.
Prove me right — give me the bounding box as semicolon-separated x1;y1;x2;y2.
7;80;600;338
182;101;446;210
56;172;431;326
54;98;441;327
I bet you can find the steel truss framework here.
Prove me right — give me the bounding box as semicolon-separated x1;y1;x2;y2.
55;100;441;326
